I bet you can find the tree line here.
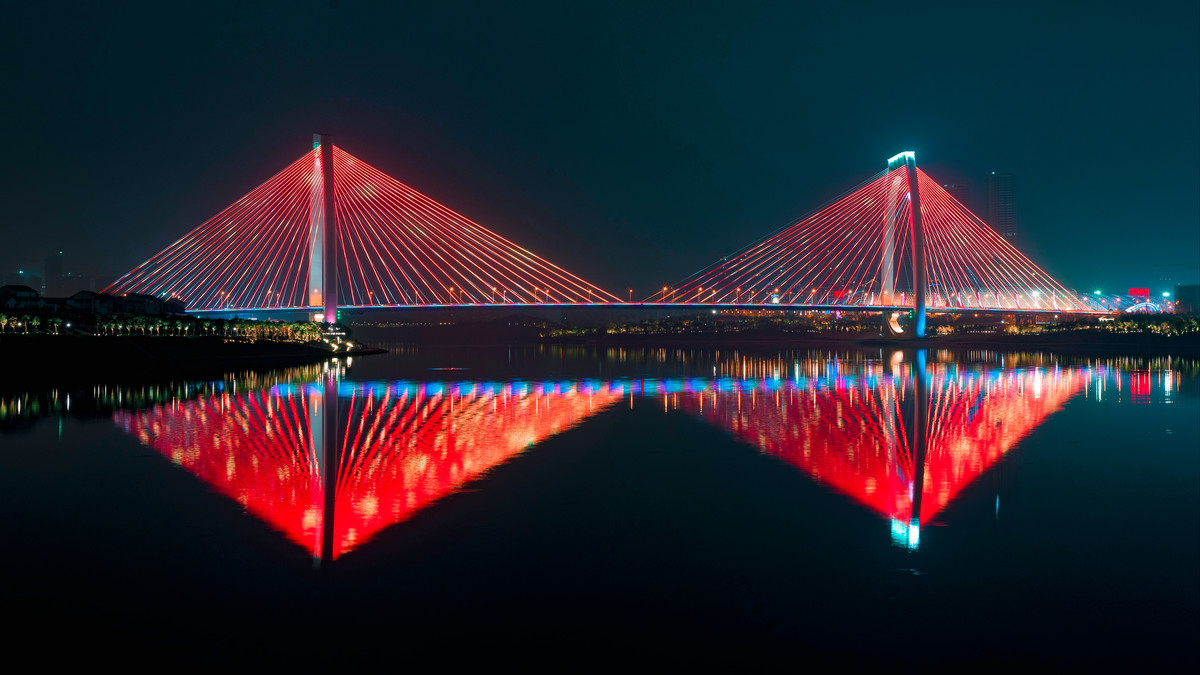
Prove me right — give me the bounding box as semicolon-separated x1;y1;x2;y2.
0;312;327;343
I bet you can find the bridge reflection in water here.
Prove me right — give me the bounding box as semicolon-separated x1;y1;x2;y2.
668;352;1089;549
116;376;624;564
114;353;1093;563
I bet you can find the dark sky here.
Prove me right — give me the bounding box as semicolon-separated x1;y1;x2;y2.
2;0;1197;296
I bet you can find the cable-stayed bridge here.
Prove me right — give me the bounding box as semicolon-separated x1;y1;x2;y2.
104;137;1103;337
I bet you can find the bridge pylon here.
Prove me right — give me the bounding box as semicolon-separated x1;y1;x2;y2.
882;151;927;338
308;133;338;324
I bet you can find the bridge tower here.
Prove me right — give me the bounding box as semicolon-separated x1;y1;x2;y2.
307;133;339;324
882;151;927;338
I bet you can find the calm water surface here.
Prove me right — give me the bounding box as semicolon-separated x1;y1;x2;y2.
2;345;1196;667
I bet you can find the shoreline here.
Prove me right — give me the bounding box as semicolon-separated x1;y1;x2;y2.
1;334;385;391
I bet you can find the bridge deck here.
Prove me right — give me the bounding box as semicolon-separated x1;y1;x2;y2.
187;302;1107;316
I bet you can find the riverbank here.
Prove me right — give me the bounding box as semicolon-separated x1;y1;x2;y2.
1;334;385;390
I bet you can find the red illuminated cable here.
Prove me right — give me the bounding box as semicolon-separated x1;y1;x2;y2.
338;147;617;303
330;148;617;305
668;171;888;302
708;179;887;302
917;170;1088;311
107;150;318;306
108;145;617;310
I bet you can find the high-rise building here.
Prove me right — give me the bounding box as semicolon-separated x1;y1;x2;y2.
986;172;1017;245
44;251;64;297
1175;284;1199;314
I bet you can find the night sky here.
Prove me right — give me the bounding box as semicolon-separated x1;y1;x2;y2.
2;0;1197;297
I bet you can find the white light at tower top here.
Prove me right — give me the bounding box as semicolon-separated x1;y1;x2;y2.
887;151;916;164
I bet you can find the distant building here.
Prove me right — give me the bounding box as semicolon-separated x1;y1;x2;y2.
986;172;1018;245
66;290;115;315
942;183;972;212
1176;284;1199;314
112;292;186;315
1;285;188;317
0;284;42;311
44;251;64;297
59;271;92;297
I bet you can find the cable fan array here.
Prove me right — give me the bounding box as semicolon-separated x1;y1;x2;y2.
105;150;322;310
660;166;1094;312
330;147;619;306
104;146;619;310
105;141;1094;313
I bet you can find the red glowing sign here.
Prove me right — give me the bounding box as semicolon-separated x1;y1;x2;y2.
1129;288;1150;297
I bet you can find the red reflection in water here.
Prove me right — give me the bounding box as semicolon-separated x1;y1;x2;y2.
115;383;620;559
678;366;1088;528
1130;371;1151;402
113;363;1090;558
